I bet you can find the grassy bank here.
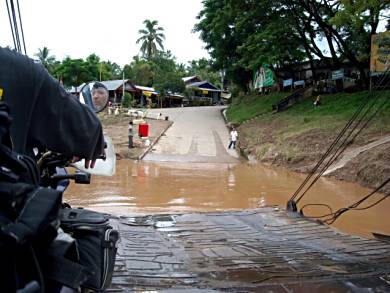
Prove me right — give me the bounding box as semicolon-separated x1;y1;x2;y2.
227;90;390;134
227;90;390;192
226;92;289;123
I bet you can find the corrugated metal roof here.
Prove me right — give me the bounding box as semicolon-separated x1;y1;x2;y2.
135;85;159;95
75;80;136;92
168;94;185;98
135;85;155;92
182;76;199;83
186;81;221;92
167;91;185;98
101;79;129;91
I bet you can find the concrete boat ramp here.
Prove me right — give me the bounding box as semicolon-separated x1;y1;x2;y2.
108;207;390;292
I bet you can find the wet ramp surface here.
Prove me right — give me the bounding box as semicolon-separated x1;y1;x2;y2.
144;107;239;163
108;208;390;292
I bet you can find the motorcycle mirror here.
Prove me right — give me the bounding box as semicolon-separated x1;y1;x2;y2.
79;81;109;113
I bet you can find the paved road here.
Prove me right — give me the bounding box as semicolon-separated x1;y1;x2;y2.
144;106;239;163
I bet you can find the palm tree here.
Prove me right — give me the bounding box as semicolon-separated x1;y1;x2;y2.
136;20;165;60
34;47;56;70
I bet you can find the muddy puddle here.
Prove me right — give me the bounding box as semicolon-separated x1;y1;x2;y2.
65;159;390;239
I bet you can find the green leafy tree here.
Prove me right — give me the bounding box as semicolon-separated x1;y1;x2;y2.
53;57;93;87
330;0;390;62
122;92;133;108
52;53;123;86
152;51;186;95
123;51;187;105
136;19;165;60
187;58;222;88
34;47;56;71
194;0;254;89
129;57;155;86
85;54;100;80
101;61;122;80
195;0;389;89
279;0;389;86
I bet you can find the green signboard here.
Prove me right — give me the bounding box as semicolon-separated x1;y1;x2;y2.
253;65;274;89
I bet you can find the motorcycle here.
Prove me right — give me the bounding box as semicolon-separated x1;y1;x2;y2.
0;82;118;293
45;82;118;292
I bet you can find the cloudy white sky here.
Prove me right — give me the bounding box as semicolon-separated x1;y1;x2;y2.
0;0;210;66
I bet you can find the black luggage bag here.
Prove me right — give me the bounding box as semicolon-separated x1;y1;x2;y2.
60;208;119;292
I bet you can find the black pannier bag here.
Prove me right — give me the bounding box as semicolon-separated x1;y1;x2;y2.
1;102;87;292
60;207;119;292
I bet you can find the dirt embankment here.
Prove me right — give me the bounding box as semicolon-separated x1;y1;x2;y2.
99;113;172;160
237;120;390;194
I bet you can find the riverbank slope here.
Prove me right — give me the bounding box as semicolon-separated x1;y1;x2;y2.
227;90;390;193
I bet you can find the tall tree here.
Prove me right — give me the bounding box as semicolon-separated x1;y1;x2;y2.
100;61;121;80
125;56;155;86
123;52;186;96
152;51;186;95
187;58;222;88
195;0;389;89
34;47;56;71
136;19;166;60
194;0;266;90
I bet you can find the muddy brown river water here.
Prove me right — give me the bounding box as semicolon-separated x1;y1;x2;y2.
66;159;390;239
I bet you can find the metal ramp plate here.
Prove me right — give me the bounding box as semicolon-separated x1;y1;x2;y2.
108;207;390;292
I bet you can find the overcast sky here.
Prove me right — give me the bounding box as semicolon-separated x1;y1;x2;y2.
0;0;210;67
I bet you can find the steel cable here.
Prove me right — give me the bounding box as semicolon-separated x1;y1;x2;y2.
16;0;26;54
9;0;21;52
296;93;390;204
323;178;390;224
289;68;390;205
290;90;378;202
301;178;390;222
5;0;17;50
5;0;26;54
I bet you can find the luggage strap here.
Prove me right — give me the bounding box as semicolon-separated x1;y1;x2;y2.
42;253;87;290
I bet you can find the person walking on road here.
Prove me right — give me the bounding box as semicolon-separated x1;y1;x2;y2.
228;127;238;149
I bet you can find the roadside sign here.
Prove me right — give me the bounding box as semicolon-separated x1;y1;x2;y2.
370;31;390;73
293;80;305;87
253;65;274;89
283;79;293;87
332;69;344;80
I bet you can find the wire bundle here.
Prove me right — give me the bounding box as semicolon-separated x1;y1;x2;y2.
5;0;26;54
287;68;390;222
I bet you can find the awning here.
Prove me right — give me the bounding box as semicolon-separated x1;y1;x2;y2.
143;90;159;97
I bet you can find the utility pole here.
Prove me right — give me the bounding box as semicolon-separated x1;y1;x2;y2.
99;63;102;81
122;71;125;104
